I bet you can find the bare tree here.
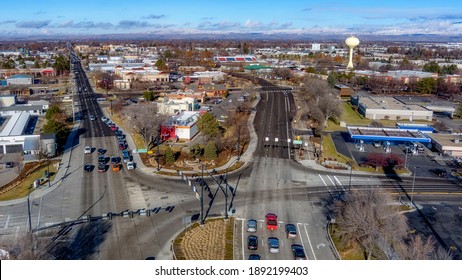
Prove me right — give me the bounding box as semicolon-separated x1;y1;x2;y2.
122;104;166;149
332;189;408;260
0;233;52;260
396;235;453;260
301;77;342;128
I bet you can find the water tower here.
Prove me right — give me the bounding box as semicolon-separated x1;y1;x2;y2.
345;36;360;69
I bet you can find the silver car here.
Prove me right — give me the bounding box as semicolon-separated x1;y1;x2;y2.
246;219;257;233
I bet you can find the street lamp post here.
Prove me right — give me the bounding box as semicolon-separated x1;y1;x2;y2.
237;125;241;161
348;163;353;191
411;166;416;205
200;164;205;225
156;144;160;171
404;146;409;170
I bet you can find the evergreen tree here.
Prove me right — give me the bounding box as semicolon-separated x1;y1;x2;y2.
204;142;218;160
165;147;176;163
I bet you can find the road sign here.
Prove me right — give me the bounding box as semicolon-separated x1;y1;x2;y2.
137;148;148;153
293;140;303;145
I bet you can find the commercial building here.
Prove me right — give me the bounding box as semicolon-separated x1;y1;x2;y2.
428;134;462;158
351;95;433;121
160;111;200;141
157;97;199;115
6;74;34;85
0;111;55;158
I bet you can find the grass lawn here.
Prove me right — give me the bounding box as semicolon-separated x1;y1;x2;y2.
0;160;59;201
321;133;353;165
329;224;365;260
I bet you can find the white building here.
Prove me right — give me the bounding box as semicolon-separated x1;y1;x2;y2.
351;95;433;121
157;97;198;115
6;74;34;85
0;95;16;107
160;111;200;141
0;111;55;157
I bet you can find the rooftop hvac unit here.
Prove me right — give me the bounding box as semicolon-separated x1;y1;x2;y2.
453;139;460;144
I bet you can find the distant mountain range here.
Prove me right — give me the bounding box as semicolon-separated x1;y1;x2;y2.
1;32;461;42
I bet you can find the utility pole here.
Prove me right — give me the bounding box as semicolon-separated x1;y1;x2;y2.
223;171;229;220
348;163;353;191
411;167;416;206
200;164;205;225
237;125;241;160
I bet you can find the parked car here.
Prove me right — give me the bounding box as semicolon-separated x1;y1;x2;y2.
266;213;278;230
285;224;298;239
5;161;14;168
268;237;280;253
291;244;307;260
246;219;257;233
98;148;106;155
89;115;96;121
84;146;92;154
247;235;258;250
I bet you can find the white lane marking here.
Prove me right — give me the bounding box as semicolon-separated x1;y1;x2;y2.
297;223;308;259
303;224;317;260
3;215;10;229
318;174;327;186
333;176;346;192
319;174;332;195
326;175;336;186
242;219;245;260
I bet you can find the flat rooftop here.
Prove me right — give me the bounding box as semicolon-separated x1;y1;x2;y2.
359;96;429;111
429;133;462;147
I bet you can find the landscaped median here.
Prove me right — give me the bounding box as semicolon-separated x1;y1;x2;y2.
172;217;234;260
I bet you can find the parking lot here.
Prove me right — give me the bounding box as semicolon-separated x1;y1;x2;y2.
330;131;452;178
0;153;22;187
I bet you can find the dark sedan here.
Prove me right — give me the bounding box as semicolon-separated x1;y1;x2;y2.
247;235;258;250
291;244;307;260
84;164;93;172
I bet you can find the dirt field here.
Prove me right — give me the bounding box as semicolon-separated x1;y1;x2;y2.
173;218;234;260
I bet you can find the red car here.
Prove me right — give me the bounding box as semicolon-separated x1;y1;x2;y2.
266;213;278;230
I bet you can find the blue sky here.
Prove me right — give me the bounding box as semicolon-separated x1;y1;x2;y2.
1;0;462;36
